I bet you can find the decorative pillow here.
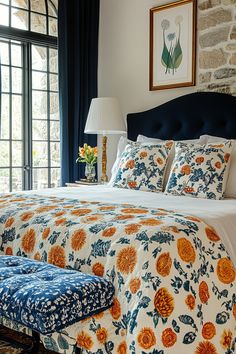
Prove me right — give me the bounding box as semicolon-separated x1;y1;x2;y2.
137;135;206;189
165;141;233;200
112;142;173;192
200;135;236;198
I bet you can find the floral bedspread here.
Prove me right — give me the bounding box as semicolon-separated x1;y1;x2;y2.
0;193;235;354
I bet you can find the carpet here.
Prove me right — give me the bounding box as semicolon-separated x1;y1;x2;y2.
0;326;56;354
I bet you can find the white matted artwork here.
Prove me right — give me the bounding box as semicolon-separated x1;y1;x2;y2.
150;0;196;90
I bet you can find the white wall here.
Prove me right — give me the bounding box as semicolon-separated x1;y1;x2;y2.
98;0;196;178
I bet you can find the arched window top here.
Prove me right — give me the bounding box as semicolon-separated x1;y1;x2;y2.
0;0;58;37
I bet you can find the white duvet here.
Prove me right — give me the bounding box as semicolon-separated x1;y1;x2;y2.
23;185;236;265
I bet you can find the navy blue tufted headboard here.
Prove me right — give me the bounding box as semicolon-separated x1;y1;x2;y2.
127;92;236;141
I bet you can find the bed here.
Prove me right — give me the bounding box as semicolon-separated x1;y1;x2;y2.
0;92;236;354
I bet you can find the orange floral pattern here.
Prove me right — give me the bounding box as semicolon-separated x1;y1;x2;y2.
0;193;235;354
96;327;108;344
195;341;217;354
76;331;93;350
48;245;66;268
92;262;104;277
220;329;233;350
161;328;177;347
205;227;220;242
21;229;36;253
202;322;216;340
71;229;86;251
156;252;172;277
185;294;195;310
129;278;141;294
154;287;174;318
116;246;137;274
117;341;127;354
177;237;196;263
217;257;235;284
137;327;156;349
109;298;121;320
199;281;210;304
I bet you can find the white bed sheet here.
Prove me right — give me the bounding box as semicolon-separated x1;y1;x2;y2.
23;185;236;265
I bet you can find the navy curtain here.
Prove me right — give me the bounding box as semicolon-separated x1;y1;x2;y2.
58;0;99;185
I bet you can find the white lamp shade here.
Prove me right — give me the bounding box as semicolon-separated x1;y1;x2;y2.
84;97;126;135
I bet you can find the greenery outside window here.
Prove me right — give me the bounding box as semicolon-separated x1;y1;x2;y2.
0;0;60;192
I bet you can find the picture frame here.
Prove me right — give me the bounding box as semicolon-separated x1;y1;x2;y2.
150;0;196;91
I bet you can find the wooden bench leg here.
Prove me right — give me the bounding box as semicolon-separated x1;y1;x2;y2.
21;331;40;354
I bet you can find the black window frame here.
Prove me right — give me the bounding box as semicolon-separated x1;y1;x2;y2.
0;0;58;192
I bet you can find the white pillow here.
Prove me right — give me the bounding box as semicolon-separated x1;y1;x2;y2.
200;135;236;198
137;135;205;188
109;136;134;186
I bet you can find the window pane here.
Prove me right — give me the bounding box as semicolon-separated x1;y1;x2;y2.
0;5;9;26
33;120;48;140
50;120;59;141
12;67;22;93
50;93;59;119
0;41;9;65
12;141;22;166
33;142;48;167
49;48;58;73
12;168;23;191
50;142;60;167
32;91;47;119
11;8;28;30
32;168;48;189
0;169;9;193
51;168;60;188
50;73;58;91
48;0;57;16
12;95;22;140
49;17;57;37
12;0;28;9
11;44;22;67
0;0;9;4
31;13;46;34
32;45;47;71
31;0;46;13
32;71;47;90
1;94;10;139
2;66;9;92
0;141;9;167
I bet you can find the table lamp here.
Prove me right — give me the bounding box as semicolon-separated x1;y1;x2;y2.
85;97;126;183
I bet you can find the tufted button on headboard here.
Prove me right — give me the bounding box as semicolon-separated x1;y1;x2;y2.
127;92;236;141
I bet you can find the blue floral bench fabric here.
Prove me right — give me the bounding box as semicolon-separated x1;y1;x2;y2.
0;256;115;335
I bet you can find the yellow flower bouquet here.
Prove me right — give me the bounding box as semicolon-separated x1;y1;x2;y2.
76;144;98;165
76;144;98;182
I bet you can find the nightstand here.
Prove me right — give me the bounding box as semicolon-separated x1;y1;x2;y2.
65;181;99;187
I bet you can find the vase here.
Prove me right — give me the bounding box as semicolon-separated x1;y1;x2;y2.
85;164;96;182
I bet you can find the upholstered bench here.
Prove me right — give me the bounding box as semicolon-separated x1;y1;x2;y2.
0;256;115;353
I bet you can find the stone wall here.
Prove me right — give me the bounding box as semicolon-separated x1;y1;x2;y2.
198;0;236;95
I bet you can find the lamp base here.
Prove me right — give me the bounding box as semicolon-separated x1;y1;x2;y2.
101;174;108;183
101;135;108;183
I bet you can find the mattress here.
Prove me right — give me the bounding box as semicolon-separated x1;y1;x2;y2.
23;185;236;265
0;187;235;353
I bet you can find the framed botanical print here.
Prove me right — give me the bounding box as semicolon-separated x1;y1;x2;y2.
150;0;196;91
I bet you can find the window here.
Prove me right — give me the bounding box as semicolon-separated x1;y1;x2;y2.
0;0;59;192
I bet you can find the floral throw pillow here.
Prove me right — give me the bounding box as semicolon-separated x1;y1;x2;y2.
112;142;173;192
165;141;233;200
